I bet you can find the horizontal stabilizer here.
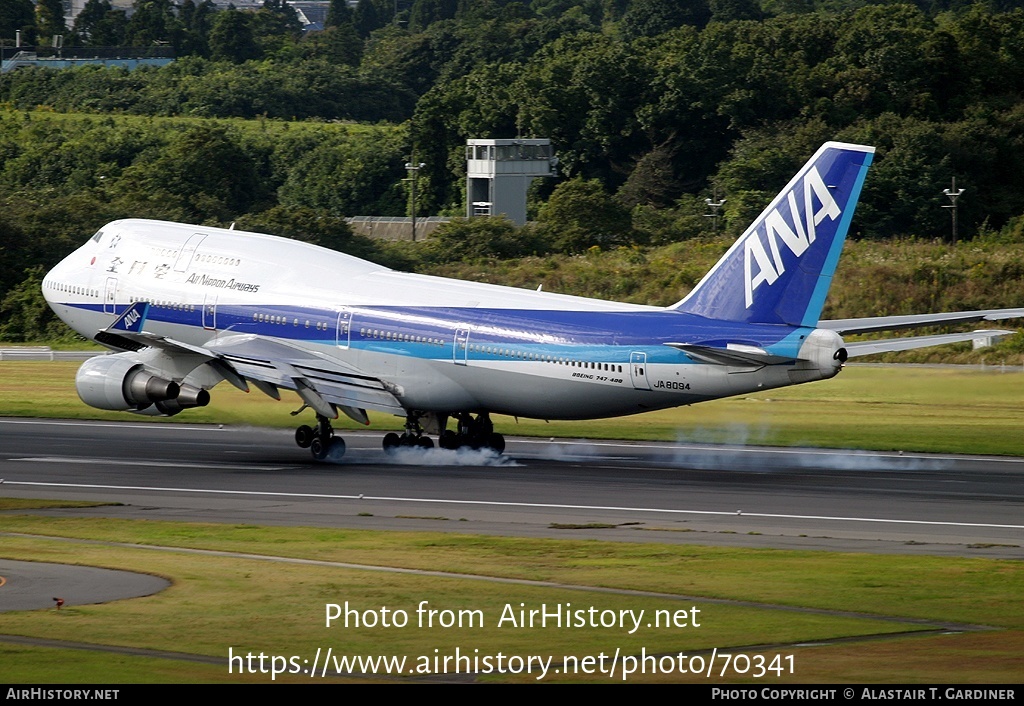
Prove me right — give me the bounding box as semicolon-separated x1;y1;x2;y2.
665;342;793;367
845;330;1016;357
822;308;1024;335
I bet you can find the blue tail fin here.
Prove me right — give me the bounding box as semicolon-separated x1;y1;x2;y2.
672;142;874;327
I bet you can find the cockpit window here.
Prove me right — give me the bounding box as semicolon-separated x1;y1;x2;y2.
90;230;103;243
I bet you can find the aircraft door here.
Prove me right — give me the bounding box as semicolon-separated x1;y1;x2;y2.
103;277;117;315
173;234;206;272
203;294;217;330
630;352;651;390
453;328;470;365
336;308;353;349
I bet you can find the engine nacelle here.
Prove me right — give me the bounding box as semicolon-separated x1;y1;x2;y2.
76;353;180;411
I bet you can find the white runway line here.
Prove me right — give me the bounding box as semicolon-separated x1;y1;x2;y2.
5;480;1022;530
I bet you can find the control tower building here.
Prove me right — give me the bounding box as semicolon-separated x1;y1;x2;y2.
465;139;557;225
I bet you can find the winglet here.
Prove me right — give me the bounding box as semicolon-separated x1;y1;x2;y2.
108;301;150;333
672;142;874;327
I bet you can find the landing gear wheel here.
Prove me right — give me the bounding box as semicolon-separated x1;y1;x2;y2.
439;430;459;450
447;412;505;454
416;436;434;450
295;425;314;449
382;432;401;453
485;432;505;454
328;437;346;459
305;413;344;461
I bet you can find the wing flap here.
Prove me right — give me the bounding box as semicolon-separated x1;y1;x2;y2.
208;334;405;416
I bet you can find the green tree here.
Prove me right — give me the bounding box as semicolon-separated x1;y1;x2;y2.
251;2;303;57
125;0;184;48
277;132;408;216
423;216;544;262
232;205;369;254
296;24;363;66
178;0;216;56
111;124;265;222
515;33;647;185
35;0;66;41
353;0;383;37
620;0;709;39
708;0;762;22
410;0;459;31
326;0;353;27
537;177;632;252
0;268;77;342
71;0;129;46
208;7;261;63
0;0;36;44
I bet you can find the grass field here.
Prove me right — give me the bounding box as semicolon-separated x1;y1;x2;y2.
2;361;1024;455
0;516;1020;683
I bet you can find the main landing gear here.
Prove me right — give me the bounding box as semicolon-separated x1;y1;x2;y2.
438;412;505;453
382;413;435;451
294;411;506;460
379;412;506;454
295;414;346;461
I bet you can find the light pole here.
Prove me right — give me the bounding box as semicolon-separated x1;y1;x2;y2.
942;177;964;243
704;193;726;234
405;159;425;242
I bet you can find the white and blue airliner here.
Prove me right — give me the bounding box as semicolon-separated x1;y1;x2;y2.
41;142;1024;458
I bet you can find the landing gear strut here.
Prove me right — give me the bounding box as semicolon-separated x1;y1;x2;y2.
295;414;346;460
439;412;505;453
382;412;435;452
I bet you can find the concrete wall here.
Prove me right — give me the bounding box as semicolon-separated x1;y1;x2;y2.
346;217;449;242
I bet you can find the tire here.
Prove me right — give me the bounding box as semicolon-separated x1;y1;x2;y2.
486;433;505;454
328;436;346;459
295;425;314;448
439;430;459;450
310;437;328;460
382;432;401;453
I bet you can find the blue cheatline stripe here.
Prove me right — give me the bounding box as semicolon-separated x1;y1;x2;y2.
801;152;874;328
57;300;805;365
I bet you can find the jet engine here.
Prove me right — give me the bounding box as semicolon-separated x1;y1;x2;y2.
75;353;181;411
147;383;210;416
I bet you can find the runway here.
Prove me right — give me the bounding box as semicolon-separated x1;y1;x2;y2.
1;418;1022;557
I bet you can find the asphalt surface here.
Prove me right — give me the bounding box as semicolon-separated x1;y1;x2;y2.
0;559;169;612
1;417;1021;559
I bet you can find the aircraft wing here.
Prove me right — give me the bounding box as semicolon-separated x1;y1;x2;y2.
204;333;405;421
820;308;1024;335
96;302;403;422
